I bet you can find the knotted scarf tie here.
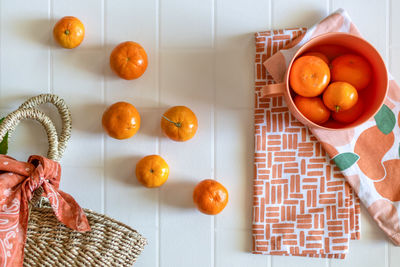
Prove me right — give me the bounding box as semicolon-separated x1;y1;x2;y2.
0;154;90;266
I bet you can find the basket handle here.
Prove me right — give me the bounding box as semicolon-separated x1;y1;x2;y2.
0;108;59;161
18;94;71;159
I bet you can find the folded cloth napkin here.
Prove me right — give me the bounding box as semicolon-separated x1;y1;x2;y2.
261;8;400;251
253;13;366;259
0;155;90;267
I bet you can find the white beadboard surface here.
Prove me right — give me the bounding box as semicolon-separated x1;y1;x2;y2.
1;0;399;266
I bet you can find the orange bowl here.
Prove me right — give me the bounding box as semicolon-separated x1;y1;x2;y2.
264;32;388;130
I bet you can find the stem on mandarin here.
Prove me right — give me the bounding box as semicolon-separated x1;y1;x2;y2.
162;115;181;128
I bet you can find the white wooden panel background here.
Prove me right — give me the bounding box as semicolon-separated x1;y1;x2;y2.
1;0;399;266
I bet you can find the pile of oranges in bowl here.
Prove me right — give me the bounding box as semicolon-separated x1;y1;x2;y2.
290;51;372;126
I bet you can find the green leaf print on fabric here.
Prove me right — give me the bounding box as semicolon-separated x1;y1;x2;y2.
374;104;396;135
333;152;359;171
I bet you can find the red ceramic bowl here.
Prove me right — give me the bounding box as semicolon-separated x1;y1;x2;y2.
262;32;388;130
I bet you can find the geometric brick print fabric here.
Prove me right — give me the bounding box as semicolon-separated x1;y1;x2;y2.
252;29;361;259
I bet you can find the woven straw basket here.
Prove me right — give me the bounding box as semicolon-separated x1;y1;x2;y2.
0;94;146;266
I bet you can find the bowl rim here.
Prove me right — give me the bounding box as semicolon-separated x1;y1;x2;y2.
284;32;389;131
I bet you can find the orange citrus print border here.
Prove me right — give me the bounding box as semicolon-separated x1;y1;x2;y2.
253;29;361;259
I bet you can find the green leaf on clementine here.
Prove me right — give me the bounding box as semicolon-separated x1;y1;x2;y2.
0;118;8;155
333;152;359;171
374;104;396;135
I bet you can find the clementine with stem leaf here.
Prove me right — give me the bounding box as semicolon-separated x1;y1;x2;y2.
161;106;198;142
